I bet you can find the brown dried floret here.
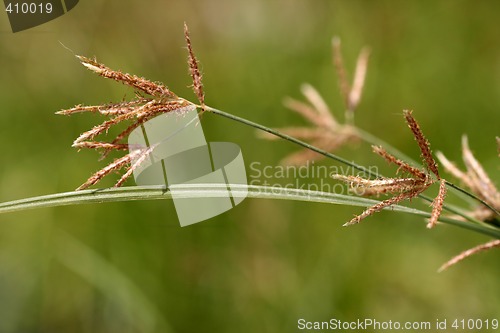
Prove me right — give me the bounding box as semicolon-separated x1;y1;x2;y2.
260;37;369;165
184;22;205;110
332;36;370;114
436;136;499;222
344;187;424;226
259;84;358;165
76;147;146;190
372;145;427;180
439;239;500;272
403;110;440;179
77;56;176;98
333;111;444;227
56;99;150;116
428;179;447;229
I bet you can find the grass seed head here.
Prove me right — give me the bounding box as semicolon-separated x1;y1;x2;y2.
403;110;440;179
77;56;176;98
439;239;500;272
184;23;205;110
427;179;447;229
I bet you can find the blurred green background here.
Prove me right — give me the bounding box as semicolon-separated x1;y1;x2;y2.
0;1;499;332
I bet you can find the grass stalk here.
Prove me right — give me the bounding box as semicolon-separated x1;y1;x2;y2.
0;185;498;239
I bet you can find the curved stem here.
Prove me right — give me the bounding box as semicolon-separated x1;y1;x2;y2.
444;180;499;215
204;106;377;177
0;184;498;238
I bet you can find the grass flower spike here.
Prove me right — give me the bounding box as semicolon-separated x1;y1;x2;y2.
439;239;500;272
57;25;207;190
436;136;500;270
184;22;205;110
259;83;358;165
333;110;445;228
259;36;370;165
436;136;499;222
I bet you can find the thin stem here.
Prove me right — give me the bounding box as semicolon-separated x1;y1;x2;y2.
0;185;498;238
205;106;376;177
445;180;499;216
204;105;498;223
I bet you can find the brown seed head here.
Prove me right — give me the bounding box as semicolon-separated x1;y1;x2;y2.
461;135;499;203
332;36;351;109
403;110;440;179
439;239;500;272
348;47;370;111
76;151;135;190
184;23;205;110
72;141;130;151
372;145;427;180
57;99;151;116
427;179;447;229
77;55;176;98
301;83;337;128
343;187;423;226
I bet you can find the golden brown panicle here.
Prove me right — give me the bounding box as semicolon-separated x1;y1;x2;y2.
58;28;205;189
439;239;500;272
435;136;499;270
403;110;440;179
436;136;499;222
259;36;369;165
184;23;205;110
333;111;445;228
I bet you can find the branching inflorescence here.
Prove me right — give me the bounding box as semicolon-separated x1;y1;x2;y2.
436;136;500;270
333;110;447;229
57;24;203;190
259;36;369;165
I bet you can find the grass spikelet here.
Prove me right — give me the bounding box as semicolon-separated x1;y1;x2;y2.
56;99;150;116
372;145;427;180
282;97;326;127
436;151;471;187
461;135;498;201
115;145;157;187
403;110;440;179
348;46;370;111
428;179;447;229
77;56;176;98
301;83;337;128
72;142;130;151
332;36;351;108
76;150;140;190
184;23;205;110
439;239;500;272
438;137;499;222
343;188;422;226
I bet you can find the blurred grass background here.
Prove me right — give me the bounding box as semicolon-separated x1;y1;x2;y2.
0;0;499;332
